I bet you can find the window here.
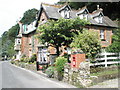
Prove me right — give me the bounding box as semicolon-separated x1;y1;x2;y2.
99;16;103;23
42;19;44;21
64;8;70;19
100;30;105;40
17;39;21;44
29;38;32;45
83;14;88;20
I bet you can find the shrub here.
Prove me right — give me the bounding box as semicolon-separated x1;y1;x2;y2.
70;30;101;61
45;66;55;78
55;56;67;74
20;57;29;63
29;54;37;63
11;60;15;64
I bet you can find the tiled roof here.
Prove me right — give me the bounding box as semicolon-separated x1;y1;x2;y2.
36;3;118;28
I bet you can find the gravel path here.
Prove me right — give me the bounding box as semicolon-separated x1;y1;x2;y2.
88;78;119;88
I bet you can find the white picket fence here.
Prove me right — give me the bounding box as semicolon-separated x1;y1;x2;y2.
90;52;120;67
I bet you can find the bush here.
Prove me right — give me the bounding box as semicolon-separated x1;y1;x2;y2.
20;57;29;63
11;60;15;64
55;56;67;74
29;54;37;63
45;66;54;78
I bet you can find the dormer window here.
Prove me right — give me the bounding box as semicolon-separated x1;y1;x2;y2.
64;8;70;19
58;5;71;19
98;15;103;23
23;24;28;32
92;9;104;24
76;7;89;20
93;14;103;24
83;12;88;20
78;13;88;20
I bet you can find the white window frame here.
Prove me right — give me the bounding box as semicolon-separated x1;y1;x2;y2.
64;8;70;19
100;30;105;40
99;16;103;23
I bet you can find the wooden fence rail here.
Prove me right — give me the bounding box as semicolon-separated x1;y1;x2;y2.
90;52;120;67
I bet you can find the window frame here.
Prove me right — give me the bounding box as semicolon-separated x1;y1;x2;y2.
100;29;105;40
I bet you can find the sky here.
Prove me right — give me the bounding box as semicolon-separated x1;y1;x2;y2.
0;0;60;37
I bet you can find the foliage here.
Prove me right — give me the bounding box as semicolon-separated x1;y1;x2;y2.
55;56;67;74
37;17;89;55
45;66;55;78
70;30;101;60
20;8;38;25
20;58;29;63
8;24;19;41
106;29;120;52
10;60;15;64
1;8;38;58
90;68;118;77
29;54;37;63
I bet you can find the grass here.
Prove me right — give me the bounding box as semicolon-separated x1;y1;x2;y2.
90;69;118;76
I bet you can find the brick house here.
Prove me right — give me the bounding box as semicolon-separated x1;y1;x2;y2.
14;3;118;62
14;21;38;60
35;3;118;47
34;3;118;64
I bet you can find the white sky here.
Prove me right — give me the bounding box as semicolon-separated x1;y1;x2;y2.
0;0;60;37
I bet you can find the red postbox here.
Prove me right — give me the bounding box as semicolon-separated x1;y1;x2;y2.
72;57;76;67
71;54;85;69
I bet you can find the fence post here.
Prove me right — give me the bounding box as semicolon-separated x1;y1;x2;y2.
104;52;107;67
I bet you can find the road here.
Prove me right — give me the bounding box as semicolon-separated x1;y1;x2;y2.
1;61;76;88
0;61;2;90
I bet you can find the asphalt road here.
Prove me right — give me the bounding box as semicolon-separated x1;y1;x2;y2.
0;61;2;90
1;61;76;88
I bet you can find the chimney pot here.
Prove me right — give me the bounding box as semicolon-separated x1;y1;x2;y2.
97;5;99;10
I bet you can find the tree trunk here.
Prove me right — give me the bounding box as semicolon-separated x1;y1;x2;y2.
56;46;60;56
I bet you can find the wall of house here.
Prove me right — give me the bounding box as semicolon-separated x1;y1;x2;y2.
21;31;39;58
87;26;112;47
38;10;48;25
21;35;29;57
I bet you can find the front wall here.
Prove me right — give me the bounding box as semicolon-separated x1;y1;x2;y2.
87;26;112;47
38;10;48;26
21;36;29;57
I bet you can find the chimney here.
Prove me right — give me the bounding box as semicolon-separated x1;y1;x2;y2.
97;5;99;10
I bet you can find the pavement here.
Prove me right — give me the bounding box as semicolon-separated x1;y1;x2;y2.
1;61;77;88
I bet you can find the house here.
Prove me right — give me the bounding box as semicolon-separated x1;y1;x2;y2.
14;21;38;60
14;3;118;63
34;3;118;65
35;3;118;47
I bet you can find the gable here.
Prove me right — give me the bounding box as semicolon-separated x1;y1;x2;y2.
35;3;118;28
58;5;71;12
58;5;71;19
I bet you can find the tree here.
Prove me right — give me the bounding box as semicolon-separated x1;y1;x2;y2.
1;8;38;58
106;29;120;52
37;17;89;56
8;24;19;42
70;30;101;60
20;8;38;25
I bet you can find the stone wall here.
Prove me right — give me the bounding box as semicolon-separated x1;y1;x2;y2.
63;61;92;88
